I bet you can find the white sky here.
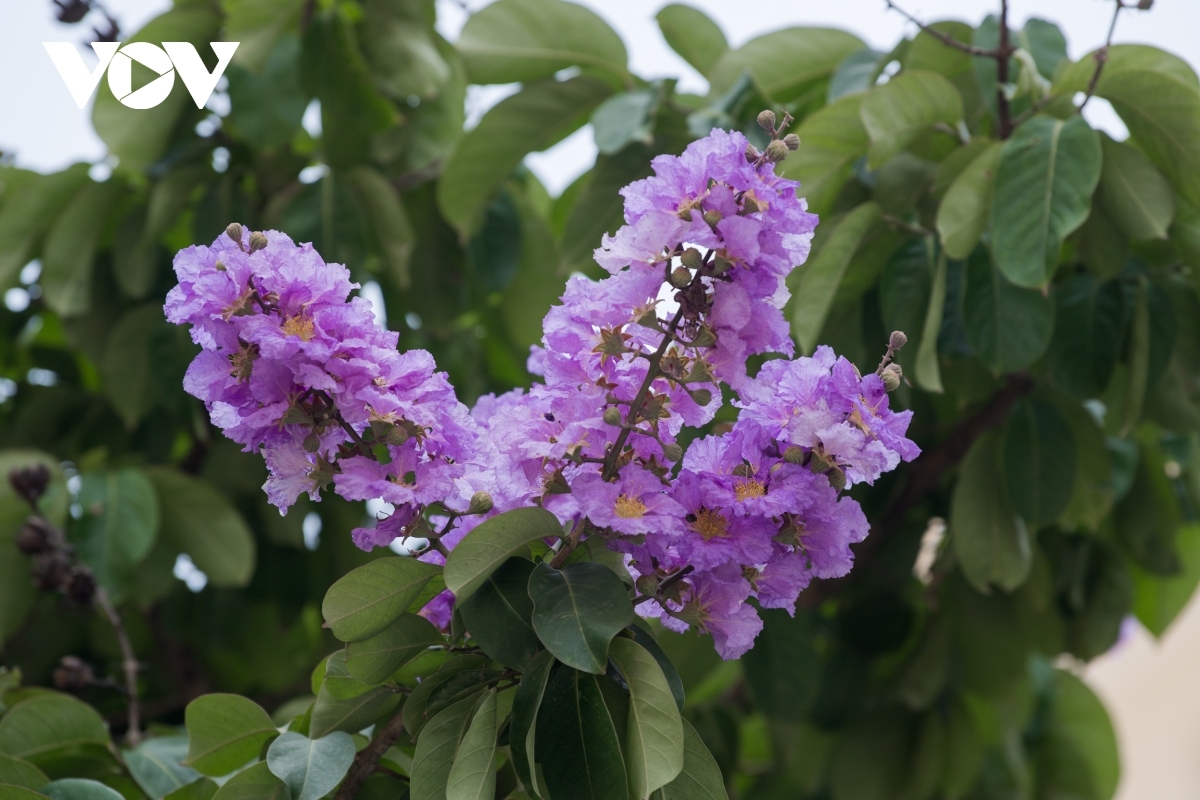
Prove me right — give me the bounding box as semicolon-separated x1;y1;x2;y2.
1;0;1198;190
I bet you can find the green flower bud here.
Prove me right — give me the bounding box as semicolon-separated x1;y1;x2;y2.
744;142;760;162
604;407;623;426
635;574;658;598
889;330;908;350
302;432;321;453
680;247;704;271
225;222;243;245
783;445;805;464
702;210;722;228
710;255;732;275
467;491;494;515
881;363;903;392
214;260;226;272
756;109;776;132
827;466;847;493
689;388;713;407
782;133;800;151
663;442;684;462
764;139;789;163
248;231;269;254
690;326;717;348
670;266;692;288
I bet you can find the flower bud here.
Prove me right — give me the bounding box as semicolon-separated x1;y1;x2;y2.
680;248;704;271
689;388;713;407
8;464;51;506
248;231;269;254
702;210;722;229
635;574;658;598
467;491;494;515
65;568;96;605
53;656;95;691
783;445;805;464
782;133;800;151
225;222;244;245
214;260;227;272
889;330;908;350
604;407;623;426
827;466;847;493
744;142;760;162
15;518;53;555
881;363;903;392
302;432;322;453
710;255;732;275
663;442;684;462
32;551;72;591
764;139;790;163
670;267;692;288
756;109;776;132
690;326;717;348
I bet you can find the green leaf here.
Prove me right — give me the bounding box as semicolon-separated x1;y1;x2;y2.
708;27;864;103
609;638;684;797
147;468;256;588
345;613;444;685
951;432;1032;593
991;115;1102;288
536;666;627;800
502;184;563;347
402;656;492;737
509;649;554;797
1053;395;1116;533
457;557;541;670
124;737;200;800
41;180;126;318
903;22;983;124
1002;398;1076;528
309;686;401;738
860;71;962;169
740;610;818;720
359;1;452;102
914;252;947;393
456;0;628;85
0;754;49;791
321;556;442;641
345;167;415;288
184;694;278;777
937;142;1003;260
1045;671;1119;800
75;467;159;595
0;788;49;800
559;142;655;275
649;719;727;800
101;305;172;430
592;90;658;155
624;626;685;714
0;165;89;290
963;247;1055;373
655;5;728;79
779;95;869;217
266;731;356;800
210;762;288;800
222;0;307;73
443;507;562;601
0;694;109;762
40;780;124;800
437;77;613;236
409;695;481;800
323;650;374;700
225;35;308;152
91;5;221;171
1134;523;1200;636
301;9;397;169
1097;133;1175;241
828;48;884;102
163;778;217;800
528;562;634;674
1046;274;1126;398
1114;438;1183;575
445;690;498;800
1056;45;1200;207
788;202;882;354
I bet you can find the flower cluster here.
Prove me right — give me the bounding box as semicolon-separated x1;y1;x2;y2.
164;225;488;552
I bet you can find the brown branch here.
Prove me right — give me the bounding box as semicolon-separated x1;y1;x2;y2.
94;588;141;746
996;0;1014;139
334;710;407;800
1078;0;1137;112
884;1;1002;57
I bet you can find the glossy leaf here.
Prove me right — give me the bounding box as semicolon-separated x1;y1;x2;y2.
323;650;374;700
321;556;442;642
409;695;481;800
962;247;1055;373
0;754;49;791
860;71;962;168
708;27;864;103
536;666;627;800
75;468;159;595
509;650;554;798
951;432;1032;593
1002;398;1077;528
903;22;982;123
937;143;1002;260
344;613;443;685
1134;523;1200;637
40;780;124;800
0;788;48;800
123;737;200;800
445;690;499;800
528;562;634;674
592;90;658;155
0;694;109;762
1097;133;1175;241
309;686;401;738
991;115;1101;288
610;638;685;797
444;506;562;601
184;694;278;777
914;251;947;393
649;719;727;800
148;468;256;588
163;779;217;800
210;762;288;800
779;94;868;216
266;731;356;800
402;656;493;737
457;557;541;670
625;626;685;713
655;5;728;79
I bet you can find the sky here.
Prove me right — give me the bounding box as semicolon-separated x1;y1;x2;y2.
2;0;1199;192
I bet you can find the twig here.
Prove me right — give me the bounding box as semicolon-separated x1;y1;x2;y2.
882;214;935;238
996;0;1014;138
334;711;407;800
94;588;141;746
884;1;1000;57
1078;0;1138;112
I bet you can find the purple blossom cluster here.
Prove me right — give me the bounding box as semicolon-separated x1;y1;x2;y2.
165;125;919;660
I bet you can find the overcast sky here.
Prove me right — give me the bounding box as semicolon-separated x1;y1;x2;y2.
3;0;1198;192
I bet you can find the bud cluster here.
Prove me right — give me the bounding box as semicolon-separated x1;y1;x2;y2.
13;511;97;605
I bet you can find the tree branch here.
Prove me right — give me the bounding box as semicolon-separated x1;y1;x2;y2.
1078;0;1138;112
94;588;142;745
884;1;1001;57
334;710;407;800
996;0;1014;139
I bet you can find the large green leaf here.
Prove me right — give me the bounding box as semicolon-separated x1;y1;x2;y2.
409;695;481;800
345;613;444;685
438;76;613;236
903;22;983;125
41;179;126;318
41;780;123;800
0;754;49;791
528;562;634;674
649;719;727;800
609;638;684;797
265;732;355;800
75;467;159;595
536;666;627;800
443;507;562;601
456;0;628;85
779;94;869;217
321;556;442;641
346;167;415;287
0;694;109;762
309;686;401;738
951;432;1032;593
1114;439;1183;575
1042;671;1119;800
788;202;882;354
963;247;1055;373
914;251;947;393
147;468;256;588
1046;273;1125;398
509;650;554;797
502;180;562;347
655;5;728;79
184;694;278;777
1056;45;1200;207
92;5;221;171
124;737;200;800
223;0;307;72
163;778;216;800
0;165;89;289
860;71;962;168
1002;398;1076;528
225;35;309;153
101;305;171;429
402;656;493;737
990;115;1101;288
1134;523;1200;636
707;27;864;103
359;0;452;102
937;142;1002;260
1053;395;1115;533
445;690;498;800
1097;133;1175;241
0;788;49;800
210;762;288;800
457;557;542;670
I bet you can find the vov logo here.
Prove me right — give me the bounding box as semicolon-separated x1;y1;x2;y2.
43;41;239;110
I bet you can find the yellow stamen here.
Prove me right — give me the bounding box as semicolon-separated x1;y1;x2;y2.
615;494;648;519
281;315;315;341
735;479;766;502
693;508;728;539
